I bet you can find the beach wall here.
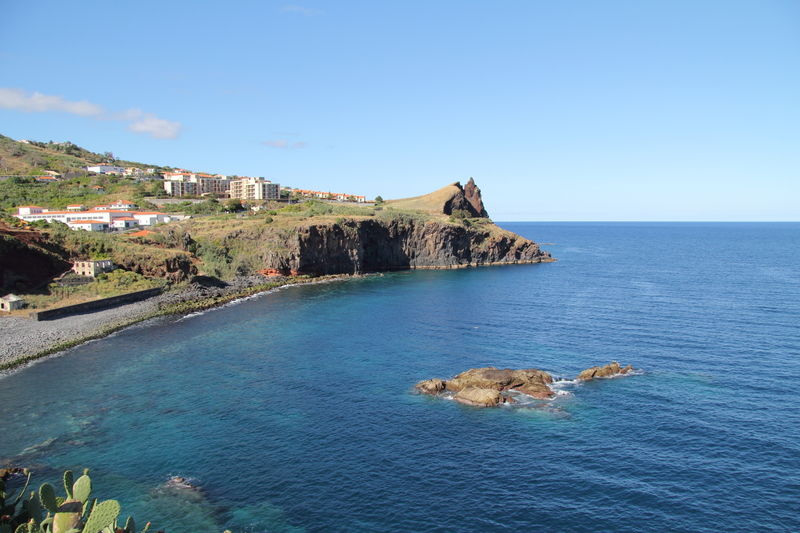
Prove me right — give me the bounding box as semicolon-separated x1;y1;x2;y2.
28;288;163;321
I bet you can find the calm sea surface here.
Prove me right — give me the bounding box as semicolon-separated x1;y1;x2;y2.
1;223;799;532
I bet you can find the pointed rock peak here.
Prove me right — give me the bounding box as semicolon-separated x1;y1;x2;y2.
463;178;488;218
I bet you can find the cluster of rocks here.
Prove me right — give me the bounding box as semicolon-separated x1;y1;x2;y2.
154;274;289;308
416;361;635;407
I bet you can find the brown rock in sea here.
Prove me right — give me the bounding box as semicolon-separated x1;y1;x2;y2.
0;467;25;480
417;362;638;407
415;366;556;406
415;378;446;394
576;361;634;381
454;387;503;407
446;367;554;398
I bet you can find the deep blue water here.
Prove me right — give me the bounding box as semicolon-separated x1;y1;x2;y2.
1;222;799;532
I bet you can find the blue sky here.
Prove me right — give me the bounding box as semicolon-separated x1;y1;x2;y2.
1;0;798;220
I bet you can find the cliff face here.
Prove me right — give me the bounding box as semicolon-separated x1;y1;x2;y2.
0;223;71;293
264;218;551;276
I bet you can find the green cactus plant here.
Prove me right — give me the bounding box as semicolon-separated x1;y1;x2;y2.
52;499;82;533
0;468;231;533
61;473;73;501
71;475;90;505
38;485;58;514
80;500;119;533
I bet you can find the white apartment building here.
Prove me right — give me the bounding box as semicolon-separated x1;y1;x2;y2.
163;171;230;197
228;177;280;201
163;180;198;197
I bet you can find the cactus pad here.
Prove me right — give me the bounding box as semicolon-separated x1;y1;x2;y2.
38;484;57;513
72;475;91;504
62;471;73;500
81;499;120;533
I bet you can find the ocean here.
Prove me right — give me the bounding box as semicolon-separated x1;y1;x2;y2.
1;222;798;532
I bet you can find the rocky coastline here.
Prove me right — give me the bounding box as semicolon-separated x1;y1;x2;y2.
0;274;356;373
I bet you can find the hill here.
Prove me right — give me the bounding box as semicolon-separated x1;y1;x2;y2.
0;133;169;177
385;178;489;218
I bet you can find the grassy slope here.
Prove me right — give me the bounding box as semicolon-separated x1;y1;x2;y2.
0;133;168;176
383;182;462;213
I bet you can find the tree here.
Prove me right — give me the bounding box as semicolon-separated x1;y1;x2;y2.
225;198;243;212
375;195;384;204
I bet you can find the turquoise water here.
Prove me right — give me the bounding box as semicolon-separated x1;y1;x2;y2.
1;223;799;532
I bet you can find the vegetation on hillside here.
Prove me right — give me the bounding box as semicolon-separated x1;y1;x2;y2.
0;134;171;177
0;174;166;213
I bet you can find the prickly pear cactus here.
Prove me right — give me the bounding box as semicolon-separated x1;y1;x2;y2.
71;474;91;504
3;468;159;533
62;472;73;500
81;499;120;533
38;484;58;514
52;499;82;533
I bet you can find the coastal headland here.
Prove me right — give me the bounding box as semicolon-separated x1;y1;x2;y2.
1;178;553;370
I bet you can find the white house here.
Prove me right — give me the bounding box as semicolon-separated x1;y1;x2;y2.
111;217;139;229
0;294;25;312
73;260;114;277
67;219;108;232
132;212;171;226
16;206;44;215
86;164;125;175
108;200;136;210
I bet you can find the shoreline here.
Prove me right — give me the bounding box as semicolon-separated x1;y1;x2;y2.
0;274;357;374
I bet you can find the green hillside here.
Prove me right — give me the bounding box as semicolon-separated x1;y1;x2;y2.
0;133;170;176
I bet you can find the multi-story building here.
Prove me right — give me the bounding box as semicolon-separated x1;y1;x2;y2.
163;180;198;197
72;259;114;277
162;171;231;197
228;177;280;201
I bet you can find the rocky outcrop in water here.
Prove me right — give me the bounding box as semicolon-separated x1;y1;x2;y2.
416;366;556;406
417;362;636;407
576;361;634;381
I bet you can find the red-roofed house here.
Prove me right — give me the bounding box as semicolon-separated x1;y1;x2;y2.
67;220;108;232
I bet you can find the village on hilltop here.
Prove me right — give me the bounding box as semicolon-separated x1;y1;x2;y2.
8;145;369;233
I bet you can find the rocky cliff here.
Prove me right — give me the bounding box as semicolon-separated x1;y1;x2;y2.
263;216;551;276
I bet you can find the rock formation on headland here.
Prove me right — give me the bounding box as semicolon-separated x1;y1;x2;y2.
416;362;635;407
263;180;552;275
385;179;489;218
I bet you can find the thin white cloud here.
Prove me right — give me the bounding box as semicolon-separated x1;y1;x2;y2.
124;110;182;139
0;88;103;116
0;88;181;139
262;139;308;149
282;5;322;16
